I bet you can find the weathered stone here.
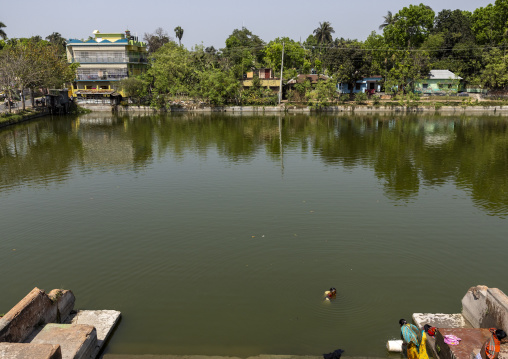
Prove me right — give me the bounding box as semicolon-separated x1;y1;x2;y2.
462;286;508;333
0;288;54;343
435;328;491;359
48;290;75;323
499;342;508;359
413;313;471;330
0;288;76;344
0;342;61;359
66;310;120;358
101;356;326;359
30;324;96;359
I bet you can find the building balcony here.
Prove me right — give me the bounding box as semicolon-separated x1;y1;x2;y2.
70;57;147;64
76;74;128;81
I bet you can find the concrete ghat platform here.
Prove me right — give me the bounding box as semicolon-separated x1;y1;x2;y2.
29;323;97;359
413;313;471;359
102;356;381;359
0;342;61;359
435;328;491;359
66;310;121;358
413;313;471;330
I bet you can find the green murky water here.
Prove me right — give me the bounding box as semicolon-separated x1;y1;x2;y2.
1;112;507;357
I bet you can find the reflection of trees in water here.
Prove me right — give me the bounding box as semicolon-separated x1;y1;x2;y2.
0;119;80;189
308;114;508;216
1;113;507;217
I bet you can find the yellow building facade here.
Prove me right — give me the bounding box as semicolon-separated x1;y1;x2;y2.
66;30;147;99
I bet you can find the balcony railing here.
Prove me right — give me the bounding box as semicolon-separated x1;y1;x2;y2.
76;74;128;81
71;57;147;64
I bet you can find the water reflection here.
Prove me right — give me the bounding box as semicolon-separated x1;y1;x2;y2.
1;112;507;217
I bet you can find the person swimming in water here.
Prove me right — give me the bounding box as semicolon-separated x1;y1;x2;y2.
324;288;337;301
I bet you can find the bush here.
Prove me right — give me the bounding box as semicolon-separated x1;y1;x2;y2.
354;92;368;104
339;94;350;103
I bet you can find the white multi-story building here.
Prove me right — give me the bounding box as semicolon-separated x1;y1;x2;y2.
66;30;147;100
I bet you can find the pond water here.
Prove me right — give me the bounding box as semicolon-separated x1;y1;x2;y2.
1;112;507;357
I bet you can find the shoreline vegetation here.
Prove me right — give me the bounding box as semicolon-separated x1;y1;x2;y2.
3;1;508;122
2;98;508;130
0;105;90;128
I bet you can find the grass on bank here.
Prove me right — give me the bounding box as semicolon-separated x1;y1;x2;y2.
0;105;91;124
0;109;38;123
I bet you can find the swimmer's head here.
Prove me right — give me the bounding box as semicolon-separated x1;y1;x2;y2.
399;319;407;326
330;287;336;294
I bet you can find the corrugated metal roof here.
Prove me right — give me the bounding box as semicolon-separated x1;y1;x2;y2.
429;70;462;80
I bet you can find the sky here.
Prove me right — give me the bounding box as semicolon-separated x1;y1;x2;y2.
2;0;492;49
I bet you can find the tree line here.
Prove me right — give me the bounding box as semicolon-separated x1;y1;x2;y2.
1;0;508;108
0;31;75;111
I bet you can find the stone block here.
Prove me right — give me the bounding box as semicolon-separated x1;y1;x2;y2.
66;310;121;358
413;313;471;330
462;286;508;332
435;328;491;359
48;290;75;323
0;288;54;343
30;324;97;359
0;342;61;359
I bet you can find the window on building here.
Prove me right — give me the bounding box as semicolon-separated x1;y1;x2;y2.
355;83;361;90
77;68;128;80
74;50;127;63
423;84;428;89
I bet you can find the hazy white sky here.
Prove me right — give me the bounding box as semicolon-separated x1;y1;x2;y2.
2;0;491;48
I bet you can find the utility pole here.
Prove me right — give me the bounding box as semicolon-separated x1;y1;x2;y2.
278;42;285;104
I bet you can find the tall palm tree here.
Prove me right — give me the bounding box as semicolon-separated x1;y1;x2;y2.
379;11;394;30
0;22;7;40
174;26;184;46
313;22;335;45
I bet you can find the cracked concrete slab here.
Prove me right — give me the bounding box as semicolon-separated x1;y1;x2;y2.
66;310;121;358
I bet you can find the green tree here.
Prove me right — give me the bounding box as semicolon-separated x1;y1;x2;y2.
314;78;337;102
363;31;390;77
197;68;240;105
384;4;435;48
477;48;508;90
222;27;265;78
174;26;184;46
147;41;196;107
143;28;172;54
472;0;508;45
45;32;67;53
263;37;306;72
0;41;74;110
118;76;148;104
385;50;430;94
433;9;474;51
379;11;394;30
326;40;368;94
313;21;335;45
0;21;6;40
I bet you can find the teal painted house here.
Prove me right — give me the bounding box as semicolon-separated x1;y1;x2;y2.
415;70;463;94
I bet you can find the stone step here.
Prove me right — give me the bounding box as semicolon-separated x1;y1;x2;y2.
28;323;97;359
412;313;472;330
0;342;61;359
101;356;382;359
435;328;491;359
66;310;121;359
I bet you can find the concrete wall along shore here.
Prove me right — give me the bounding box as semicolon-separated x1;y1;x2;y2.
78;103;508;114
